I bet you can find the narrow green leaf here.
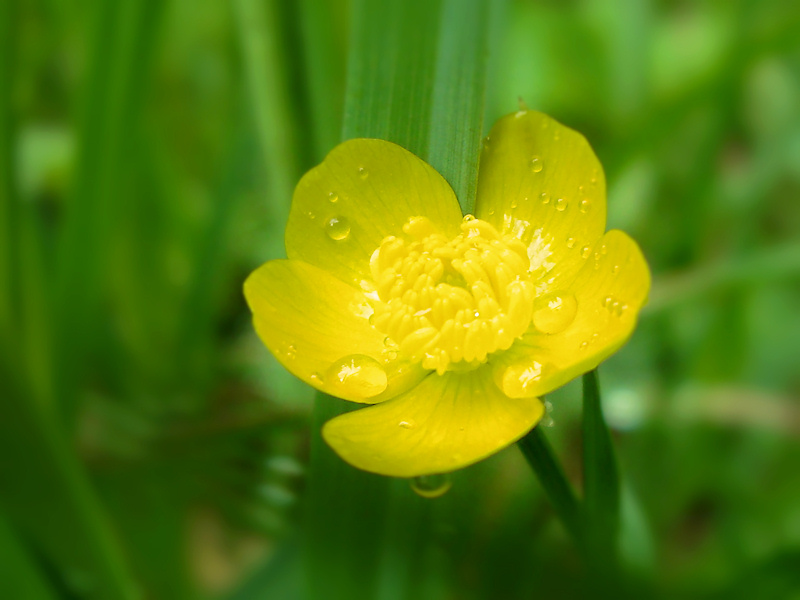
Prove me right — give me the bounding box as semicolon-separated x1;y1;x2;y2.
0;0;20;344
0;513;58;600
0;350;139;600
427;0;489;215
298;0;348;159
582;369;620;559
304;1;492;599
54;0;166;421
517;425;583;543
234;0;304;259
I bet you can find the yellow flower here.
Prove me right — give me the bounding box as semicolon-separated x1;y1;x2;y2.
244;110;650;478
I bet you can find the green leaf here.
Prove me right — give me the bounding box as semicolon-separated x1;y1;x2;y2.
517;425;583;543
303;1;492;599
0;512;58;600
581;369;620;560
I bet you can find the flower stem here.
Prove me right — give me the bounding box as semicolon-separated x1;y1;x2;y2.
517;424;583;544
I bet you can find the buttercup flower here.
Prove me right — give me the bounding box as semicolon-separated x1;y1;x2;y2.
245;110;650;478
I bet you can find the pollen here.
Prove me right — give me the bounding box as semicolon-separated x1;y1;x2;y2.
369;216;536;374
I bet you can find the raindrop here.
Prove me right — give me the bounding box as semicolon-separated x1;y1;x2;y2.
540;192;550;205
579;341;589;350
566;237;576;249
398;420;415;430
325;355;387;399
463;214;475;222
554;198;567;212
580;245;591;259
529;156;543;173
579;198;591;213
532;291;578;334
328;192;338;203
542;415;555;428
286;344;297;359
309;372;323;383
611;264;620;274
499;361;547;397
358;166;368;179
307;211;316;220
510;199;518;209
411;473;452;499
326;216;351;241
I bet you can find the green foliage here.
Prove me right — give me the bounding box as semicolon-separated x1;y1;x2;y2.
1;0;799;599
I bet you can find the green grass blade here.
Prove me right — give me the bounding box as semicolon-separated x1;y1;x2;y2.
427;0;490;215
0;0;20;343
517;425;583;543
234;0;303;259
53;0;165;421
582;369;620;560
0;351;139;599
0;513;59;600
304;1;492;599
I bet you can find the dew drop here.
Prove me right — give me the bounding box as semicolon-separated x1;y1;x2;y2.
532;291;578;334
398;419;415;430
529;156;543;173
541;415;555;428
325;354;387;399
463;214;475;222
580;245;591;259
579;341;589;350
358;166;368;179
328;192;338;203
611;264;620;274
310;372;323;383
326;216;351;241
307;211;316;220
286;344;297;359
510;199;518;209
540;192;550;205
410;473;452;499
579;198;591;213
554;198;567;212
566;237;576;249
499;361;548;397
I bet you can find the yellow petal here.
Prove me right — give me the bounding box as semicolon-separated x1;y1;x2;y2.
493;229;650;398
285;139;463;289
322;367;545;477
475;110;607;291
244;259;427;403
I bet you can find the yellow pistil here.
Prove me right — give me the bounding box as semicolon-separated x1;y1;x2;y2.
370;216;536;374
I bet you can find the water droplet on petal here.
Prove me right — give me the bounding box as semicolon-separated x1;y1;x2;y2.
540;192;550;205
411;473;452;499
554;198;567;212
532;291;578;334
358;166;368;179
530;156;543;173
326;216;350;241
398;419;415;430
510;199;518;209
566;237;576;249
611;264;620;274
286;344;297;359
579;198;591;213
579;341;589;350
580;245;591;259
325;355;387;399
328;192;338;203
498;361;548;397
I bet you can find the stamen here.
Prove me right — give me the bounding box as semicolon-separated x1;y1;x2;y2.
370;216;537;374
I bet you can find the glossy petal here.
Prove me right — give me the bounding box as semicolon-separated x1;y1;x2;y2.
285;139;463;289
244;260;427;404
322;367;545;477
493;230;650;398
475;110;607;292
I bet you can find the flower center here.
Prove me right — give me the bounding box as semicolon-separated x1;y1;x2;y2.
370;216;535;374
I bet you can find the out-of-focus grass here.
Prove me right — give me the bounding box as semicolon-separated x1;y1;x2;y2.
1;0;799;598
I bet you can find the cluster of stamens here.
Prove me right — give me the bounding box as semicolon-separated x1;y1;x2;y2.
370;216;535;374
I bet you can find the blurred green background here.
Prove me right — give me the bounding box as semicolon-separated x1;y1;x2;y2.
2;0;800;598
